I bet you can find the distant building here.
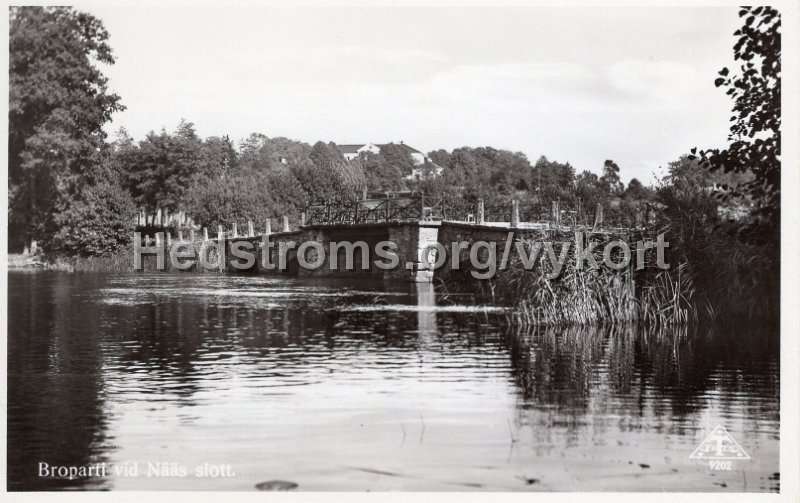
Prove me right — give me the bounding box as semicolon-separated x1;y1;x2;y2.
336;141;443;181
405;162;444;182
336;142;427;165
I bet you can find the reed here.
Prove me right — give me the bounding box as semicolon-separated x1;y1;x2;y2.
503;237;642;327
487;224;774;326
45;249;134;273
443;231;698;327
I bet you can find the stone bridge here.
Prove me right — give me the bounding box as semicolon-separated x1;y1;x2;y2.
143;197;641;282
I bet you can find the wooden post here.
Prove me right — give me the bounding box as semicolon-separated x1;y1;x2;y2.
218;225;223;242
594;203;604;228
232;222;238;238
265;218;272;236
203;227;209;241
282;216;290;232
248;220;254;237
156;208;162;226
477;199;485;224
510;200;520;228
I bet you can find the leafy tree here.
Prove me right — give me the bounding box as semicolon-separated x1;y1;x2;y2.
292;157;366;203
238;133;272;170
238;134;312;171
697;6;780;243
104;128;139;184
623;178;653;202
379;143;415;177
127;120;206;212
184;171;273;231
360;151;406;192
310;141;345;169
427;149;451;168
532;156;576;210
202;135;239;179
40;161;137;257
575;170;605;221
487;149;533;195
9;6;124;251
264;136;312;167
170;119;207;183
600;160;624;196
447;147;494;202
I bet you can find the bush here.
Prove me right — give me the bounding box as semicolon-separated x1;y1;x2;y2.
41;179;137;257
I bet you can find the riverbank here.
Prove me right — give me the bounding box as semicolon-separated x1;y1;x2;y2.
8;253;46;269
8;250;134;273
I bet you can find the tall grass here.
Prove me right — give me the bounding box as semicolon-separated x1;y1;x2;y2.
41;239;222;273
441;227;770;327
45;249;134;273
500;232;645;326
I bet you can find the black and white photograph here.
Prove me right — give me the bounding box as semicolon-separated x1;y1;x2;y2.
3;1;798;498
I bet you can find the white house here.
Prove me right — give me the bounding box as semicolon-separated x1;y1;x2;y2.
337;141;444;181
337;142;427;165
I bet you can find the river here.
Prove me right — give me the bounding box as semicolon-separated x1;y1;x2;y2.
6;271;780;491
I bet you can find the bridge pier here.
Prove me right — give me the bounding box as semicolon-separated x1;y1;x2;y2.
386;222;440;282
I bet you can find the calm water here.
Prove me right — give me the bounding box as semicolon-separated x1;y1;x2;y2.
7;271;779;491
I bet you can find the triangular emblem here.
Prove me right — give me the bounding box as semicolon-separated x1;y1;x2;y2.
689;425;750;460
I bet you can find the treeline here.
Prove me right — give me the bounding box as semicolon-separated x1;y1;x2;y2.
109;122;669;229
12;106;748;260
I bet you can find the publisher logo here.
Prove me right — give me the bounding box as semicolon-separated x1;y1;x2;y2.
690;425;750;460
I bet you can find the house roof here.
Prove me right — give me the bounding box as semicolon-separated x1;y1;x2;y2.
377;143;423;155
337;144;366;154
336;142;424;156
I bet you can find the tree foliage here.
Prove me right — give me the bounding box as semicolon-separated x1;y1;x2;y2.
698;6;780;243
600;160;624;196
9;6;124;250
39;156;137;257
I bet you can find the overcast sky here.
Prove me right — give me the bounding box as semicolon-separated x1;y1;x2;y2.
75;4;741;183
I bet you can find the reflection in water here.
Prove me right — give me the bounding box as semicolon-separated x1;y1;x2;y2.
7;272;779;491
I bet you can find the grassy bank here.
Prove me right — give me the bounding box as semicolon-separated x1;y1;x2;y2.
27;239;227;273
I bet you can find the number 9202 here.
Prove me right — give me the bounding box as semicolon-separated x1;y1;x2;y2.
708;460;733;470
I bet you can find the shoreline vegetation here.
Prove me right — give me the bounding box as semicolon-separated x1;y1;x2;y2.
8;7;780;328
440;222;778;327
10;214;779;328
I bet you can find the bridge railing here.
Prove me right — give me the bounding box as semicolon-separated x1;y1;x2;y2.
303;197;655;231
306;197;430;225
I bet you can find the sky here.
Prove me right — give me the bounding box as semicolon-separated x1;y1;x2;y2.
74;4;742;183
